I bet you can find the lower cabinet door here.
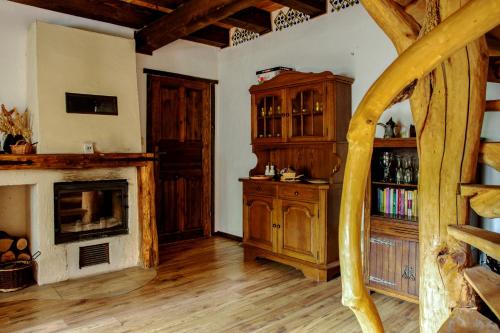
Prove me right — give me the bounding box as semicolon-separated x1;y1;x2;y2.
243;195;275;252
277;200;319;263
368;233;419;297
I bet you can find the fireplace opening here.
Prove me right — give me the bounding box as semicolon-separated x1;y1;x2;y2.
54;180;128;244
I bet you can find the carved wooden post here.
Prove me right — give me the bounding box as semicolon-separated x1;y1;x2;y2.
138;161;159;268
339;0;500;331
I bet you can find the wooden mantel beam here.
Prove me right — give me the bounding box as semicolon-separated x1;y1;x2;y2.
135;0;260;54
8;0;163;29
270;0;326;17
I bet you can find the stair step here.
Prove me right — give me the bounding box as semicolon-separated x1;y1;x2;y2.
438;308;499;333
479;142;500;171
460;184;500;218
60;196;83;204
464;266;500;319
59;208;88;217
486;100;500;111
447;225;500;261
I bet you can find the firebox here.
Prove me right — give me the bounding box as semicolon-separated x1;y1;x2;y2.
54;180;128;244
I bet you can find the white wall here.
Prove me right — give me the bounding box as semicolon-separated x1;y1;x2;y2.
215;6;413;236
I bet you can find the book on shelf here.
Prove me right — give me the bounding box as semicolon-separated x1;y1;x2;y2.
376;187;418;220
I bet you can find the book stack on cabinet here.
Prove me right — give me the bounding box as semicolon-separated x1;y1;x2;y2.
364;138;420;303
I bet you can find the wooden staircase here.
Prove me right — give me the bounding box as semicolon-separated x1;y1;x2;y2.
437;43;500;331
441;143;500;331
337;2;500;332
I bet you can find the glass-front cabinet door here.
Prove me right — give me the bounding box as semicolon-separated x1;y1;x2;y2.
253;91;285;143
287;84;327;141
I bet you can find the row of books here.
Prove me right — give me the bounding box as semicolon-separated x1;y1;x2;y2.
376;187;418;218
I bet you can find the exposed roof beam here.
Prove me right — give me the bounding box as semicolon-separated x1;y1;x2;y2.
185;26;230;48
221;7;272;34
9;0;163;29
135;0;261;54
270;0;326;17
137;0;186;9
121;0;173;13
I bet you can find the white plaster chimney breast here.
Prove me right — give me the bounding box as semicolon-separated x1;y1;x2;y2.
27;21;142;153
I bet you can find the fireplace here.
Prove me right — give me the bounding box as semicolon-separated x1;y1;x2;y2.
54;180;129;244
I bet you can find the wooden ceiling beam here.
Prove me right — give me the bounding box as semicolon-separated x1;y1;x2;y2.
137;0;186;8
270;0;326;17
184;25;230;48
221;7;272;34
135;0;261;54
8;0;163;29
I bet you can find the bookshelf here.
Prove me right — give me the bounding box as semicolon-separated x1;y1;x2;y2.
364;138;420;303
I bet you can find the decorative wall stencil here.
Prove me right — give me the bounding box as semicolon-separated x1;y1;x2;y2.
231;28;259;46
330;0;360;12
274;8;310;31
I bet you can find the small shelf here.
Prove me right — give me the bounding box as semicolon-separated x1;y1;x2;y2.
257;115;283;119
371;213;418;224
373;138;417;148
372;181;418;188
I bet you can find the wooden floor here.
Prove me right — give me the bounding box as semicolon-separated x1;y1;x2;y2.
1;237;419;333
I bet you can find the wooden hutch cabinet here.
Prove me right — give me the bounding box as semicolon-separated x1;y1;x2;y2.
363;138;420;303
241;71;353;281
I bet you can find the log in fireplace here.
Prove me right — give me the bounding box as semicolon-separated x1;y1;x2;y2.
54;180;128;244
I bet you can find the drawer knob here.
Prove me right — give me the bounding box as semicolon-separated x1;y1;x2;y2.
294;191;299;196
277;224;281;229
272;224;276;228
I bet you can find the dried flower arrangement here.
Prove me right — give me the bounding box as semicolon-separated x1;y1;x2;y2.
0;104;32;143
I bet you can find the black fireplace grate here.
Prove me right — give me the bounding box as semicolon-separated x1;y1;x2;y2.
79;243;110;268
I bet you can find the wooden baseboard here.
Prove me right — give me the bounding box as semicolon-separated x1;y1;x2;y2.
213;231;243;242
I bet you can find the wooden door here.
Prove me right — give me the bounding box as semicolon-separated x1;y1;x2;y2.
243;195;276;252
278;200;319;263
148;74;213;244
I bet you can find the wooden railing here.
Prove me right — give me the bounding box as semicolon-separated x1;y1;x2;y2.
338;0;500;332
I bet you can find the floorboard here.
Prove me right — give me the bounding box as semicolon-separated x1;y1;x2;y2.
1;237;419;332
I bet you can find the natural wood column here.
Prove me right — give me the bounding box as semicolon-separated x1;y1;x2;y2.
410;2;488;331
138;161;159;268
339;0;500;332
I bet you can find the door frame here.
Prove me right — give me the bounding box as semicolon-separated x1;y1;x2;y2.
145;68;217;238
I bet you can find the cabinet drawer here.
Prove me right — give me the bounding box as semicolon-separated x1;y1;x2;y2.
244;182;276;197
278;186;319;202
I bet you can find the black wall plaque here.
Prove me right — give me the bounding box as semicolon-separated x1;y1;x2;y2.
66;92;118;115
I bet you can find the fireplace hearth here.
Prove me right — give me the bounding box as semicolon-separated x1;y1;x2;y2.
54;180;128;244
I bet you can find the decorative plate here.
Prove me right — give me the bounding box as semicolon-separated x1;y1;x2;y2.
305;178;329;184
250;175;273;181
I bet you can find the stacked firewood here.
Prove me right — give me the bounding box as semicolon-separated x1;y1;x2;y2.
0;231;31;263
